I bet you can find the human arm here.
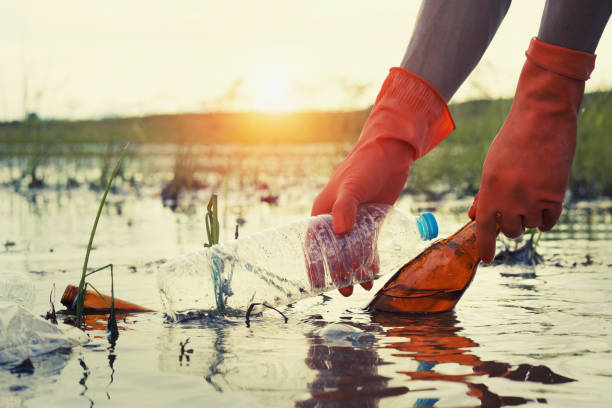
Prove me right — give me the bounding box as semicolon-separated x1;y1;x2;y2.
312;0;512;232
470;0;611;264
538;0;611;54
401;0;511;102
311;0;511;296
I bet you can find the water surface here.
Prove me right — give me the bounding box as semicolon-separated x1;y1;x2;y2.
1;144;611;407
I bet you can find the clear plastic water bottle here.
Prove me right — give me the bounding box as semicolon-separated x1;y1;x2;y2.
157;204;438;321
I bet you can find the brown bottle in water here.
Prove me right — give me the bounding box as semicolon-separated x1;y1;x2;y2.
61;285;154;312
367;220;478;314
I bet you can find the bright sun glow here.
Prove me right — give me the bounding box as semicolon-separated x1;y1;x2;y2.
245;66;295;112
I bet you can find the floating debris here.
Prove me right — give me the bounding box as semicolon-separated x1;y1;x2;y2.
491;234;543;267
260;194;279;205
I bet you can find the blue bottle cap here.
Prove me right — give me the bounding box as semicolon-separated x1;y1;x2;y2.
417;212;438;240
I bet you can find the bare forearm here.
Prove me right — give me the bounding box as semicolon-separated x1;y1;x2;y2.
401;0;511;102
538;0;611;54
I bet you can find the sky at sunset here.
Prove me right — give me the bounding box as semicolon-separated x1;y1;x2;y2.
1;0;610;120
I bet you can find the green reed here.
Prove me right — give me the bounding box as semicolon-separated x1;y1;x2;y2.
82;264;119;342
76;143;129;329
204;194;228;315
204;194;220;247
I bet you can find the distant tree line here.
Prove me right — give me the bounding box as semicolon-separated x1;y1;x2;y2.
0;91;610;199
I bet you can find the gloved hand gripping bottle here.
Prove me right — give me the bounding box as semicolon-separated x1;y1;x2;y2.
368;220;478;314
157;204;438;321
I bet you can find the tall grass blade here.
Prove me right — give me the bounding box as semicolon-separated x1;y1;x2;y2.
76;143;129;328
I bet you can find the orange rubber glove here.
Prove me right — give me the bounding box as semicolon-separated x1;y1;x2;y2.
469;38;596;263
311;68;455;296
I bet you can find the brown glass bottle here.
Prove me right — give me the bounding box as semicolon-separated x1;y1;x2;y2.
367;220;478;314
61;284;154;312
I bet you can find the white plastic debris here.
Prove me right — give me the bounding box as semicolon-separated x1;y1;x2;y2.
0;301;89;365
316;323;376;347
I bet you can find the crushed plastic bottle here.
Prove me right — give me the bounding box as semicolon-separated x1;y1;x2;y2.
0;272;88;364
0;301;89;364
158;204;438;321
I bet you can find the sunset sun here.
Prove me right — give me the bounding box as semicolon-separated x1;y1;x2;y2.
245;66;294;112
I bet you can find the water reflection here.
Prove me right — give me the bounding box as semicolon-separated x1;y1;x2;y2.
157;318;237;393
63;314;122;405
62;312;131;335
553;205;612;240
0;347;76;407
78;357;94;407
297;313;575;407
296;331;408;407
106;350;116;400
373;312;574;407
203;326;229;392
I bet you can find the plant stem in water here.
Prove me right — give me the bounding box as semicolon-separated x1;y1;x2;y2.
76;143;129;328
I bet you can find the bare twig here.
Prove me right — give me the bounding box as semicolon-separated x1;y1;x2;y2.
45;283;57;324
245;303;288;328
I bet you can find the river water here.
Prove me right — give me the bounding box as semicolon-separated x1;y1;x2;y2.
1;144;611;407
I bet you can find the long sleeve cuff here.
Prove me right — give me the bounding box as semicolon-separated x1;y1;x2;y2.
374;67;455;158
527;37;596;81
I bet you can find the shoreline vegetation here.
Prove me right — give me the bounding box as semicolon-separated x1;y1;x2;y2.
0;91;610;200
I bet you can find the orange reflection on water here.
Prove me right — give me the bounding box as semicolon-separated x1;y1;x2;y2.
62;313;132;338
298;311;574;407
374;312;574;407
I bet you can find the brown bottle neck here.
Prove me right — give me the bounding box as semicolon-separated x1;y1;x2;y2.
445;220;478;256
60;285;79;309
